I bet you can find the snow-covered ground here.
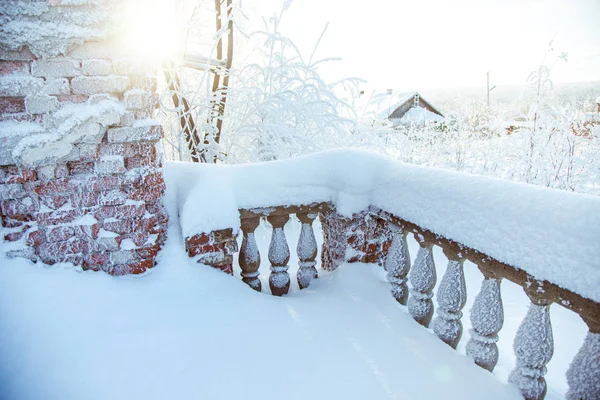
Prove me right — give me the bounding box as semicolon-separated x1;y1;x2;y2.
0;204;587;400
0;225;525;400
1;149;595;399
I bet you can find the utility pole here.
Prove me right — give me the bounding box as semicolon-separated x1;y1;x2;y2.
487;71;496;107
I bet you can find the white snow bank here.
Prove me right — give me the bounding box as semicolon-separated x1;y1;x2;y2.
0;253;522;400
165;149;600;302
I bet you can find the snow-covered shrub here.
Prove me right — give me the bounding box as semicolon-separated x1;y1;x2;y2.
220;4;358;163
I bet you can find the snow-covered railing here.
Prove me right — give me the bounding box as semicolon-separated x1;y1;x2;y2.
168;149;600;400
376;210;599;400
238;204;330;295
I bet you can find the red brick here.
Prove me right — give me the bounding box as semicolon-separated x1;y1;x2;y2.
82;252;109;271
105;259;153;276
131;216;155;232
145;202;164;215
5;166;36;183
34;178;80;195
1;196;38;216
125;156;152;169
141;172;164;188
213;263;233;275
54;164;69;178
187;243;224;257
186;233;211;248
0;97;26;114
67;161;94;175
0;183;26;200
1;214;32;227
96;190;127;206
71;192;97;208
0;113;44;123
39;194;70;210
93;204;145;220
137;244;161;259
38;239;90;264
129;185;163;202
99;143;145;158
4;225;29;242
57;95;88;104
0;61;29;74
102;219;131;234
27;230;46;247
366;242;378;255
36;209;79;227
75;143;100;161
156;230;167;246
89;175;121;192
45;226;76;242
129;231;149;247
74;224;100;240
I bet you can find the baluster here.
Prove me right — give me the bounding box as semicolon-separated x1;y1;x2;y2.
296;212;318;289
566;317;600;400
267;214;291;296
239;217;261;291
384;226;411;305
509;284;554;400
432;250;467;349
408;237;436;327
466;265;504;371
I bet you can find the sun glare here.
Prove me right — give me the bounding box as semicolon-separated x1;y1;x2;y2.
121;0;179;60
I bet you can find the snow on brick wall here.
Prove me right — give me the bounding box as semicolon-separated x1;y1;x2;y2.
0;0;168;275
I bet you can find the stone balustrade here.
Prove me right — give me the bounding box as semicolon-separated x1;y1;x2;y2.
186;201;599;400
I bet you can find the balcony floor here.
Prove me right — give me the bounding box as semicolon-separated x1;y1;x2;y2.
0;232;529;400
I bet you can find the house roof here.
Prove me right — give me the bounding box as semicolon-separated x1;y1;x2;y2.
359;91;444;122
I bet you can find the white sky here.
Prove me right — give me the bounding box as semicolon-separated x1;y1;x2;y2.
247;0;600;90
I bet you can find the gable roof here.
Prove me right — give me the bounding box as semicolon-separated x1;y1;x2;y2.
360;91;444;123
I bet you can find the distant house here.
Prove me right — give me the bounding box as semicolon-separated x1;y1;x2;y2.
361;91;445;127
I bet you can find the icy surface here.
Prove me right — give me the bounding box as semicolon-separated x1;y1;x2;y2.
166;149;600;302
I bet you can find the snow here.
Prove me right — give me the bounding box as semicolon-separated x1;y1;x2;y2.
13;99;124;166
393;105;445;125
0;121;44;137
0;248;522;400
358;91;416;121
166;149;600;303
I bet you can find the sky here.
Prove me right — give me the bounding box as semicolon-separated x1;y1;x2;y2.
246;0;600;90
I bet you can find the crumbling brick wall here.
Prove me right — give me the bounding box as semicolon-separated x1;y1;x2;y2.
320;209;393;271
0;0;168;275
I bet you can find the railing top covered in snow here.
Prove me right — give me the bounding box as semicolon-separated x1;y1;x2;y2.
166;149;600;304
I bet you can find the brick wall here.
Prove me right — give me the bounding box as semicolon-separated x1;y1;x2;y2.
0;0;168;275
185;229;238;275
321;209;393;271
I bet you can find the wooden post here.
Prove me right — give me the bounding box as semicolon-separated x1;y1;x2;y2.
239;217;261;291
466;265;504;371
509;284;554;400
296;212;318;289
408;236;436;327
267;214;291;296
384;226;411;305
433;249;467;349
566;316;600;400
